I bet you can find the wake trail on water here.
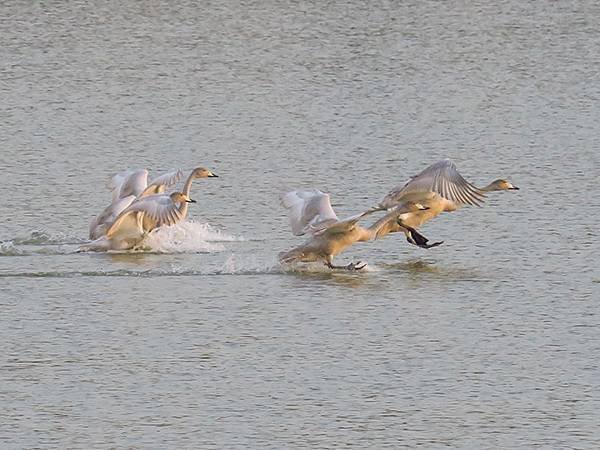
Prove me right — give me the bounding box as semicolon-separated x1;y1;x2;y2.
1;221;246;256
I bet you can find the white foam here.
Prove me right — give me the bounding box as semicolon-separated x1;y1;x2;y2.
142;221;243;254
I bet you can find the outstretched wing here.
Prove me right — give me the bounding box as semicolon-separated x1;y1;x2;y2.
139;169;184;197
89;195;137;239
380;159;486;209
280;189;338;236
109;169;149;201
107;194;183;238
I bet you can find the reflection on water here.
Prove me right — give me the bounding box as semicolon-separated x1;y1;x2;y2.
380;259;487;282
283;264;374;288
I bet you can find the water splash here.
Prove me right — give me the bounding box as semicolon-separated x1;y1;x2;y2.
143;221;243;253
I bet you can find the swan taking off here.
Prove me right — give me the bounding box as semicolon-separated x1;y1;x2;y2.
89;166;218;241
372;159;519;247
90;168;184;239
279;189;430;270
80;192;196;251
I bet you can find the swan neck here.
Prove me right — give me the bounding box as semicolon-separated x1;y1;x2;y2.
356;226;375;242
182;172;195;196
177;172;196;215
365;219;388;240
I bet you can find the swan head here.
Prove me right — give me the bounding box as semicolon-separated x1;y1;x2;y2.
404;202;430;212
393;202;429;225
488;179;519;191
170;192;196;203
191;167;218;178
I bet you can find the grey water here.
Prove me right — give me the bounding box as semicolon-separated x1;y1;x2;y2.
1;1;599;448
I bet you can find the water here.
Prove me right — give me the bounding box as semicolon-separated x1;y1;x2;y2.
1;0;599;447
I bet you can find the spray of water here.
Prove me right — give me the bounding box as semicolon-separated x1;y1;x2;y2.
143;221;244;253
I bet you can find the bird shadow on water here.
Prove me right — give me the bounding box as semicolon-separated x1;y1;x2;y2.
376;258;488;283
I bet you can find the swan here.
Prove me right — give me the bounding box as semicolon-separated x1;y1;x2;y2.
90;166;217;239
371;159;519;247
278;189;430;270
90;168;184;239
79;192;196;251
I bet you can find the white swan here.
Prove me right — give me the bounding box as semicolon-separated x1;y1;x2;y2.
80;192;196;252
90;168;184;239
371;159;519;247
279;189;429;270
90;166;217;240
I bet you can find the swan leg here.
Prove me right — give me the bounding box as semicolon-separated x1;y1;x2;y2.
325;260;367;271
406;227;444;249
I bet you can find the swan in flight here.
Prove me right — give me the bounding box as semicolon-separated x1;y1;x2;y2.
371;159;519;247
279;189;430;270
80;192;196;251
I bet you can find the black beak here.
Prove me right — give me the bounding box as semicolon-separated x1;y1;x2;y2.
510;186;520;190
209;173;219;177
187;199;197;203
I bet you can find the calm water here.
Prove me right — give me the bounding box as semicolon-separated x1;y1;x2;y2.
1;1;599;448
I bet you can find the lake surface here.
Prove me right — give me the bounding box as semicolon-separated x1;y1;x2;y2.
1;1;599;448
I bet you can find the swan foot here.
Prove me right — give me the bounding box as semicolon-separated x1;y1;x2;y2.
326;261;367;271
406;228;443;249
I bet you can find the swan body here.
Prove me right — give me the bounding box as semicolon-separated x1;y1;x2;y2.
80;192;196;252
89;168;184;239
89;167;217;240
89;195;136;240
279;189;429;269
373;159;519;243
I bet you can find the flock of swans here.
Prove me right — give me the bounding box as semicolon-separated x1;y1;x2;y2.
82;167;218;251
82;159;519;270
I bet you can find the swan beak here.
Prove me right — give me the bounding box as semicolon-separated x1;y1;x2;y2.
510;185;520;190
187;198;197;203
209;173;219;177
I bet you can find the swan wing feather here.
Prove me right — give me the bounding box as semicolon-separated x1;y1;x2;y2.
280;189;339;236
380;159;486;208
139;169;184;197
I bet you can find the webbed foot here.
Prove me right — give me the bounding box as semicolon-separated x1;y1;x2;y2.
345;261;367;271
325;261;367;271
407;228;444;249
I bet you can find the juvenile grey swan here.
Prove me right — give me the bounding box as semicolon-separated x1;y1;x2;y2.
80;192;196;251
279;189;430;270
371;159;519;247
